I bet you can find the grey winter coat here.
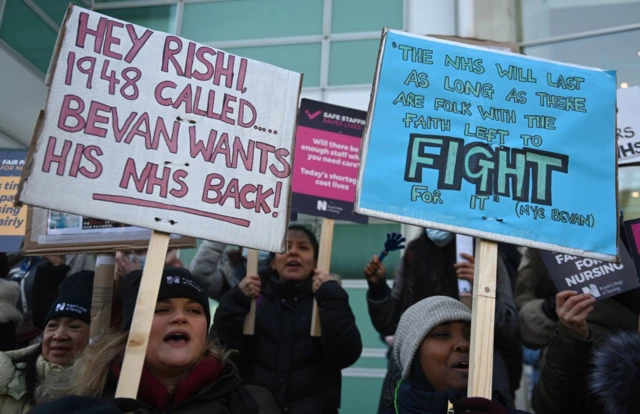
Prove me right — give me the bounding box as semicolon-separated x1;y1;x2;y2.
190;242;270;301
0;278;23;343
533;297;639;414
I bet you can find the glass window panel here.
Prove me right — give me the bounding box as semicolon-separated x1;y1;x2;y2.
101;5;176;33
32;0;69;26
0;0;58;74
520;0;640;42
224;43;321;87
329;39;380;86
523;30;640;89
332;0;403;34
324;89;371;111
182;0;323;43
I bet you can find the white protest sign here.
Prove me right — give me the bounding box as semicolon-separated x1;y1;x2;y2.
17;6;302;253
617;86;640;165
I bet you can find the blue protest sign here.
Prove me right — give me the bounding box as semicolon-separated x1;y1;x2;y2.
355;29;618;261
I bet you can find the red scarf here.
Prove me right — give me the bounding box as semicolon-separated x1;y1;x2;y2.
111;356;224;409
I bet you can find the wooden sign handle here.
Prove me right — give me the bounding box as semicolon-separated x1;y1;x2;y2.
467;238;498;398
90;254;115;339
311;218;334;337
243;249;260;335
115;231;170;398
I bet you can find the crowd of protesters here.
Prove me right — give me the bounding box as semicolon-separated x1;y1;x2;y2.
0;225;638;413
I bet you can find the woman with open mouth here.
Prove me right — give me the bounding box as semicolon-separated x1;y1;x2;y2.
0;271;93;414
382;296;530;414
213;224;363;414
38;266;279;413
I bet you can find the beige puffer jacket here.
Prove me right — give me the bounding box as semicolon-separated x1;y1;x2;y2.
0;344;63;414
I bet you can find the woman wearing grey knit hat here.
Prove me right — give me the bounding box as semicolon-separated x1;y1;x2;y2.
380;296;531;414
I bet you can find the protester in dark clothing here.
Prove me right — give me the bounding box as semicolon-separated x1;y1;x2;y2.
31;257;71;332
367;230;459;337
366;230;521;411
38;267;279;414
0;253;10;280
497;244;521;296
0;253;21;352
213;225;362;414
29;395;121;414
517;217;633;351
533;288;639;414
380;296;529;414
589;330;640;414
8;253;95;348
9;256;49;347
366;230;458;412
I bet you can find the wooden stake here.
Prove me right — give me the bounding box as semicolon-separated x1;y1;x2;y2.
243;249;260;335
467;238;498;398
311;218;334;337
115;231;170;398
90;254;115;339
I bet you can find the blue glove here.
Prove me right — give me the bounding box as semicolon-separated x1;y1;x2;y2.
379;232;406;262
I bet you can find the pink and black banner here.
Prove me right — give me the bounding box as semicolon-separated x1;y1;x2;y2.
292;99;368;224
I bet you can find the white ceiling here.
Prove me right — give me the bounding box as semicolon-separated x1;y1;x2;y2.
0;44;47;149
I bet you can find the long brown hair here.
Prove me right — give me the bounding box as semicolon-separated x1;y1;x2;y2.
398;231;459;314
37;330;233;401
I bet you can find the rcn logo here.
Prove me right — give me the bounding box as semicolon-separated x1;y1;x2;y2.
317;200;327;211
581;284;601;298
166;276;181;284
56;303;66;311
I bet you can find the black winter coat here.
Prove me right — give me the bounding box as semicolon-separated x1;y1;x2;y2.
213;276;363;414
101;363;279;414
379;379;531;414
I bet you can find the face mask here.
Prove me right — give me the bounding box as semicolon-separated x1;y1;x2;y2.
425;228;454;247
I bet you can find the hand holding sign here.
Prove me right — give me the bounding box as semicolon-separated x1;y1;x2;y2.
556;290;595;339
312;269;333;293
364;255;386;284
379;232;406;261
239;274;262;299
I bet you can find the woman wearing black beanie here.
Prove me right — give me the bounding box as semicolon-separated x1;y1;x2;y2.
0;271;93;414
39;266;279;414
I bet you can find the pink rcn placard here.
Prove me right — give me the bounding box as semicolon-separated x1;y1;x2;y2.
291;99;368;223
